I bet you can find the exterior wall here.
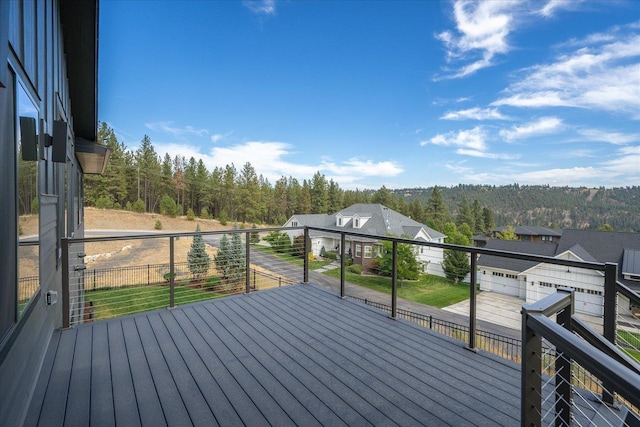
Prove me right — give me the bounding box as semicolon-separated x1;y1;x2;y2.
479;268;525;299
0;1;89;425
525;263;604;317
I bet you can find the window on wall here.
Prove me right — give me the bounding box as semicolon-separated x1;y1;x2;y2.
17;80;40;317
355;244;362;258
364;246;372;258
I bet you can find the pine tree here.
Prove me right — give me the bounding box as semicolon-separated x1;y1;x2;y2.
214;227;246;290
426;186;450;232
188;225;210;278
375;237;419;283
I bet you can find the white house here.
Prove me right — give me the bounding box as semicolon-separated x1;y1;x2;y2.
283;203;447;276
478;230;640;320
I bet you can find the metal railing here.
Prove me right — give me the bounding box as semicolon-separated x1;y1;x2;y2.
522;288;640;426
60;225;640;422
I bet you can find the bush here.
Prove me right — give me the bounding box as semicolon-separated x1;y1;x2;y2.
219;210;228;226
133;199;145;213
186;208;196;221
19;225;23;236
325;252;337;260
31;197;39;214
264;231;291;253
160;194;178;217
95;196;113;209
125;201;132;211
200;207;211;219
250;224;260;244
348;264;363;274
206;276;221;288
155;220;162;230
163;272;175;282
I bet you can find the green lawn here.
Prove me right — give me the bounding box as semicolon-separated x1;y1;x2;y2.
253;245;333;270
618;330;640;362
85;284;222;320
323;269;471;308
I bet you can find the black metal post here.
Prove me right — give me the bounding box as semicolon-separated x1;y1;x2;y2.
391;241;398;319
147;264;150;286
340;233;346;298
602;262;618;405
169;236;175;309
62;238;70;329
245;231;251;294
521;306;542;427
303;227;309;283
468;253;477;351
555;289;574;427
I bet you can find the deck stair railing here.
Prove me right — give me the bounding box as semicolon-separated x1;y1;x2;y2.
522;287;640;426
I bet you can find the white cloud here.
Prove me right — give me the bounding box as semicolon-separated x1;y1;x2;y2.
144;121;208;139
243;0;276;15
210;131;233;143
493;28;640;118
436;0;517;78
538;0;581;18
455;148;519;160
153;140;402;189
423;126;488;151
578;129;639;145
499;116;563;141
602;145;640;175
441;107;509;121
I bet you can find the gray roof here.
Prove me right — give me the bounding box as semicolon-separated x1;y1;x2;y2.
492;226;562;237
287;204;445;240
478;240;558;273
479;229;640;290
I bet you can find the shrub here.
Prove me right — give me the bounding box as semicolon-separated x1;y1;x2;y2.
132;199;145;213
320;246;326;257
125;201;132;211
155;220;162;230
19;225;23;236
186;208;196;221
31;197;39;214
250;224;260;244
219;210;228;226
163;272;175;282
159;194;178;217
95;196;113;209
325;252;337;260
206;276;221;288
200;207;211;219
348;264;363;274
264;231;291;253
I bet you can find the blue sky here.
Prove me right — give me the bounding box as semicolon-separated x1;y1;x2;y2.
99;0;639;190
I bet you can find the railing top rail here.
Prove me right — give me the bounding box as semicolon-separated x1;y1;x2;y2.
526;313;640;409
617;280;640;304
63;226;306;244
305;225;606;272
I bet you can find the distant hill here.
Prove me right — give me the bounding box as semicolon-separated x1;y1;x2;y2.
392;185;640;232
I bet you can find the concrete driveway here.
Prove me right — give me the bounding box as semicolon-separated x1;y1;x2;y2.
443;291;525;331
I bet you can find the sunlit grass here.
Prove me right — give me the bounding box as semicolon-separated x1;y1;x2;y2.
323;269;471;308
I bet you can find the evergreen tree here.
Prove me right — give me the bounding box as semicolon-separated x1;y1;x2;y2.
441;222;471;284
300;180;312;214
310;171;329;214
188;225;211;278
327;179;343;213
482;207;495;232
472;199;484;234
497;225;518;240
214;227;246;290
426;186;450;232
456;197;474;231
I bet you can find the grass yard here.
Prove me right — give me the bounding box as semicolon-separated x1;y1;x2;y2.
323;269;471;308
85;284;223;320
254;245;333;270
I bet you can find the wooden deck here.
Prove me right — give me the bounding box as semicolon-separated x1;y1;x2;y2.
25;283;524;426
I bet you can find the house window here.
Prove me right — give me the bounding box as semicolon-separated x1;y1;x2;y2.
291;221;298;227
354;218;360;228
355;244;361;258
506;274;517;279
492;272;504;277
337;218;342;226
364;246;372;258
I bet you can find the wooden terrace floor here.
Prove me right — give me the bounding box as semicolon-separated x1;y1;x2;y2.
25;284;524;426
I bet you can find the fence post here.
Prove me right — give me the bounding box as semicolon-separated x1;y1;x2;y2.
245;231;251;294
93;269;96;291
390;240;398;320
602;262;618;405
468;252;477;351
340;233;346;298
169;236;175;309
62;238;70;328
521;305;542;427
147;264;150;286
303;227;309;283
556;288;574;427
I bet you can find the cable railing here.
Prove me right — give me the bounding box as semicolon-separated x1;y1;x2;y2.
522;288;640;426
60;225;640;422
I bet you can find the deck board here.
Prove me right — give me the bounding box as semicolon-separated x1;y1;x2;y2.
26;283;528;426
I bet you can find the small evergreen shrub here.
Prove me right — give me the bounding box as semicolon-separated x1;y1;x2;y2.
186;208;195;221
155;220;162;230
320;246;326;257
133;199;145;213
348;264;363;274
125;201;132;211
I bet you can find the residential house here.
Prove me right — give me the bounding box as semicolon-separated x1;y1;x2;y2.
0;1;109;425
473;225;562;247
478;230;640;319
283;203;446;275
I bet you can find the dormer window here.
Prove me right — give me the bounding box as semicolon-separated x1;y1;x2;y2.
337;217;342;226
354;218;360;228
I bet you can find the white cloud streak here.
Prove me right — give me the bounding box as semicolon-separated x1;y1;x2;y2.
492;27;640;118
243;0;276;15
441;107;509;121
436;0;517;78
499;116;563;141
424;126;488;151
578;129;639;145
145;121;208;139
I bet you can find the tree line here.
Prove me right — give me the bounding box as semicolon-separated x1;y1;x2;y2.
82;123;498;236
